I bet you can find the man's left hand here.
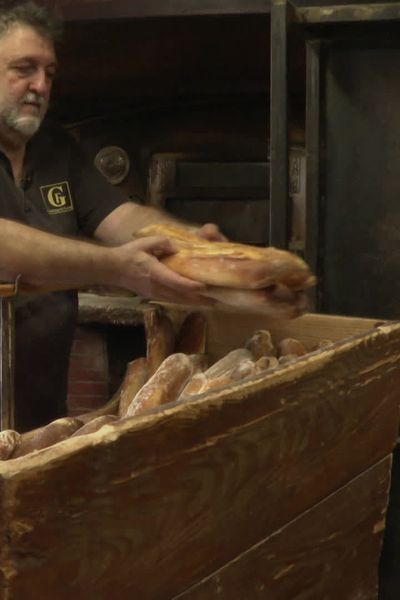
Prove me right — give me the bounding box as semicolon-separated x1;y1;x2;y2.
196;223;227;242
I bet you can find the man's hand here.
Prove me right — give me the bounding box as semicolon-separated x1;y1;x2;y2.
196;223;227;242
113;235;215;306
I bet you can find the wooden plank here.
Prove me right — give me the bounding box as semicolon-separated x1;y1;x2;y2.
44;0;271;21
0;322;400;598
298;2;400;25
174;456;391;599
200;309;384;362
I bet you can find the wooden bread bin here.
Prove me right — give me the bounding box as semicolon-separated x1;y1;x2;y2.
1;309;400;600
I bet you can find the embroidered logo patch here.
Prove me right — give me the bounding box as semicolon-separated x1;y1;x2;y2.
40;181;74;214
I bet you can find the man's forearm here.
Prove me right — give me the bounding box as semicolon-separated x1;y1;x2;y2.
0;218;221;307
0;218;117;288
94;202;193;245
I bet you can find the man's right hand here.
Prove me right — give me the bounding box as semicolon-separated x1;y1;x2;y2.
112;235;214;306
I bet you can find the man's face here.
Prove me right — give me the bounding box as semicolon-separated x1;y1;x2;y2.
0;24;57;139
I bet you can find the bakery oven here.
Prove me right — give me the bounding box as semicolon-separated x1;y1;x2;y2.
77;133;306;252
146;149;306;250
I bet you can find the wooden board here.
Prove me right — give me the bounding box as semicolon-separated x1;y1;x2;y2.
203;309;384;361
0;320;400;598
174;456;391;600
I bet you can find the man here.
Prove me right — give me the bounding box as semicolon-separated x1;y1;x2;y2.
0;1;221;431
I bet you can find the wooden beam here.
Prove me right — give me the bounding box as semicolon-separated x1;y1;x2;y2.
298;2;400;25
45;0;271;21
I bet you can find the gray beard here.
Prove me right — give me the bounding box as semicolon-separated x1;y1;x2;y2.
2;111;43;138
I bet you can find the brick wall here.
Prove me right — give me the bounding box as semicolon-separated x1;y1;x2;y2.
67;325;109;418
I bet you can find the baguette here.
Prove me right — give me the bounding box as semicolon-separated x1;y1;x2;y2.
245;329;275;359
0;430;21;460
255;356;279;372
71;415;118;437
178;351;256;402
144;307;175;377
125;353;200;417
311;339;333;351
178;372;235;402
175;311;207;355
136;224;315;291
12;417;83;458
118;357;149;417
229;358;257;381
278;354;299;365
204;348;253;379
277;338;307;358
179;372;208;398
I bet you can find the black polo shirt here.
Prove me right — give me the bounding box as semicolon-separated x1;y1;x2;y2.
0;119;126;431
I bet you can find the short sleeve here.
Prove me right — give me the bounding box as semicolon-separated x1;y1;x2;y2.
66;134;128;237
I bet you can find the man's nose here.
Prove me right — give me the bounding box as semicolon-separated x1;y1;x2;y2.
28;69;51;96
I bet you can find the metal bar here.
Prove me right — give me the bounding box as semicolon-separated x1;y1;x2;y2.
298;2;400;25
42;0;271;21
269;0;295;248
305;40;322;312
0;297;15;431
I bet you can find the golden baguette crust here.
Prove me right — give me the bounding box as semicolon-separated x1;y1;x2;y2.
136;224;315;291
125;353;198;417
71;415;118;437
117;357;149;417
12;418;83;458
144;307;175;377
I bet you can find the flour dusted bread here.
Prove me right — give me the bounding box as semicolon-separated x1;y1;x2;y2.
117;357;149;417
136;224;315;291
178;372;234;402
245;329;275;359
277;338;307;358
13;417;83;458
126;353;201;417
0;430;21;460
144;307;175;376
71;415;118;437
204;348;253;379
255;355;279;371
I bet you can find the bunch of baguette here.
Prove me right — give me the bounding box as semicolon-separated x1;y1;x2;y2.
0;308;332;461
135;224;316;318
